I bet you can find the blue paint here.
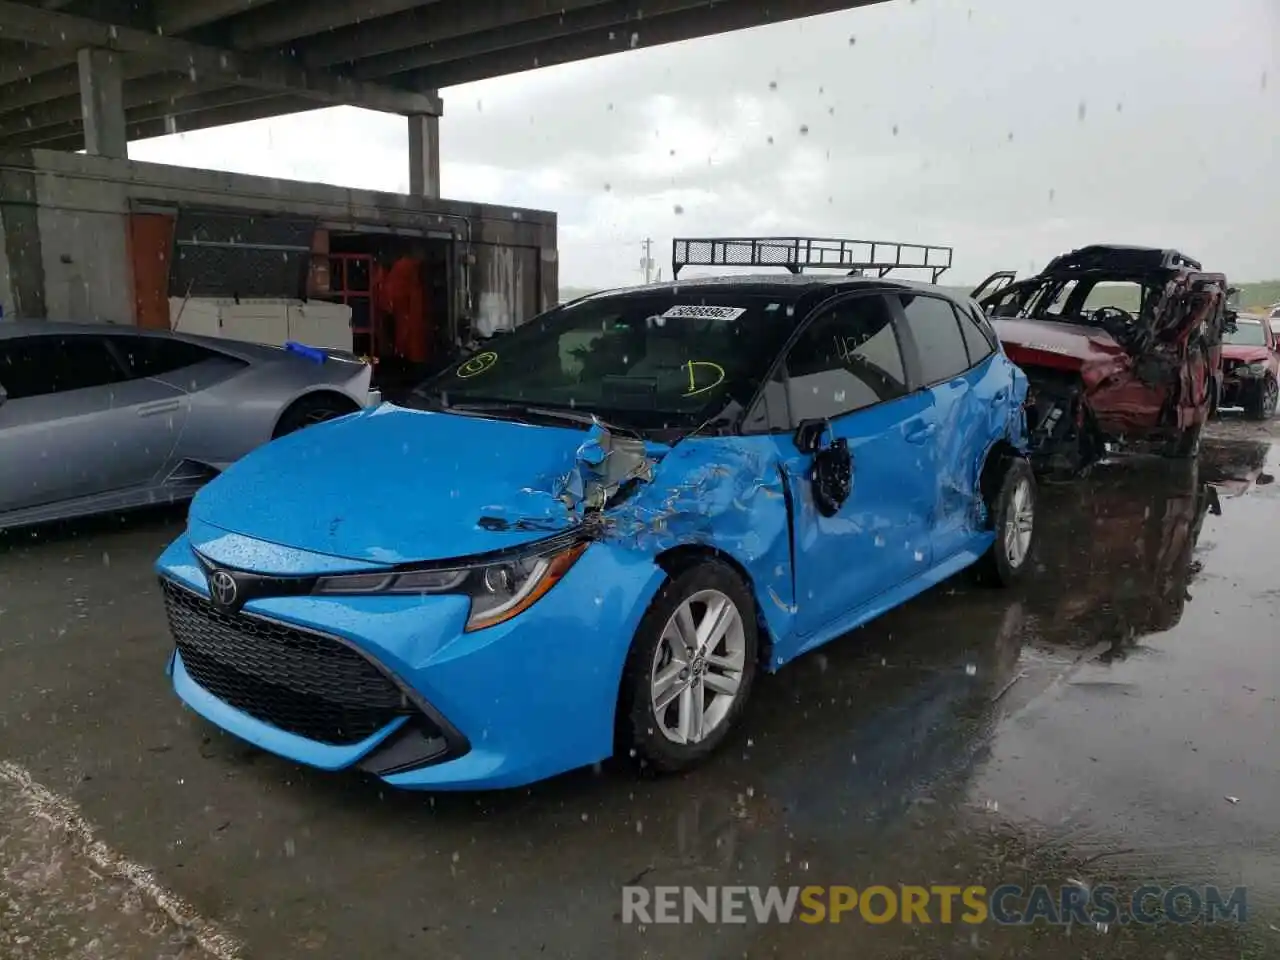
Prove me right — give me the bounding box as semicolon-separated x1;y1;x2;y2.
156;332;1030;791
284;341;327;364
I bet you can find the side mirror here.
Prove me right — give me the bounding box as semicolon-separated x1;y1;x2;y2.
794;418;830;454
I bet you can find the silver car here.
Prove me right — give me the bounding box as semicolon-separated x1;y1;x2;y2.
0;321;378;531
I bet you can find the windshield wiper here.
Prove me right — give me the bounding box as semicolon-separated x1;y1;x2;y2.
446;400;640;436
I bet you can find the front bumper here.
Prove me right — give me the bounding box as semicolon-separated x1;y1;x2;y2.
1220;368;1266;408
156;531;665;790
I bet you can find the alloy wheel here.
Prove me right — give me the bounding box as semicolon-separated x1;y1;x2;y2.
649;589;747;745
1265;378;1278;418
1004;477;1035;569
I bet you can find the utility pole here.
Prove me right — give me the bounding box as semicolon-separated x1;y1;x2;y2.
640;238;654;284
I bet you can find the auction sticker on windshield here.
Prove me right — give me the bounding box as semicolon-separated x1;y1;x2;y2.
661;305;747;321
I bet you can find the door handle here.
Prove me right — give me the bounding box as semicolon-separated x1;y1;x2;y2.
905;421;937;444
993;388;1008;402
137;399;181;417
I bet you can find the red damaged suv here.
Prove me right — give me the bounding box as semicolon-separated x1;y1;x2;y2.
973;245;1230;475
1218;314;1279;420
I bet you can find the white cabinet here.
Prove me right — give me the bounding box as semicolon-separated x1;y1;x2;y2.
168;298;353;352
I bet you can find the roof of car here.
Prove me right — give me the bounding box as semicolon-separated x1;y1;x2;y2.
0;320;167;339
583;273;961;302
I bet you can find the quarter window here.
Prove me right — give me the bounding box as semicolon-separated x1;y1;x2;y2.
108;336;220;379
897;294;971;384
784;295;908;421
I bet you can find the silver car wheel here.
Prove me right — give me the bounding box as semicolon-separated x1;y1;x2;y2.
1004;475;1034;569
649;589;747;745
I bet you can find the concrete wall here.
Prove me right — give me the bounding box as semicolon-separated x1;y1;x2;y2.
0;148;558;329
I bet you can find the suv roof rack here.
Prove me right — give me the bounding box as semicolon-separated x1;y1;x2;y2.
672;236;954;283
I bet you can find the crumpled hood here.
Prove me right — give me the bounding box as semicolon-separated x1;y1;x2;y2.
994;317;1125;369
1222;345;1270;364
189;404;596;565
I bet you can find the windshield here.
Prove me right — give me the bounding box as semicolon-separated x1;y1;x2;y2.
1225;321;1268;347
412;292;794;430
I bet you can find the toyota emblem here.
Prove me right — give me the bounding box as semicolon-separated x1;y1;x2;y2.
208;570;238;608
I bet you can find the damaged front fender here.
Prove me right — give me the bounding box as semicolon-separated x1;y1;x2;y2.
474;422;798;647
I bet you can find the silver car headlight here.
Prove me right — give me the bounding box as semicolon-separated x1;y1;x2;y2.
1242;362;1270;377
313;540;587;632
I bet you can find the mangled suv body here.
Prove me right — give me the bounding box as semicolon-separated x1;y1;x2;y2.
975;245;1230;475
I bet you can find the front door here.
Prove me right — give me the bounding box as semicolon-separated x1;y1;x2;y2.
0;334;186;514
770;293;937;641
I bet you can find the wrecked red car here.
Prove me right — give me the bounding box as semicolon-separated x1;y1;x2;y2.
973;245;1230;475
1218;314;1279;419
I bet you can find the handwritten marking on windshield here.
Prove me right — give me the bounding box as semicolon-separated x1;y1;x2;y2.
684;360;726;397
457;351;498;378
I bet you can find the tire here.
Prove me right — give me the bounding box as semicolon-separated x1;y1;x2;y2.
1164;421;1203;459
974;457;1036;587
618;560;759;774
273;393;357;439
1245;374;1278;421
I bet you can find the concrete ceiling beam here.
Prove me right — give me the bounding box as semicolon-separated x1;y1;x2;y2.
0;0;442;114
153;0;278;36
299;0;605;69
227;0;433;51
3;86;284;147
0;72;219;139
404;0;885;89
0;45;76;86
352;0;706;79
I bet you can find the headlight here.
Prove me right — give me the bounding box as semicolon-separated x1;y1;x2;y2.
1243;362;1270;377
313;541;587;632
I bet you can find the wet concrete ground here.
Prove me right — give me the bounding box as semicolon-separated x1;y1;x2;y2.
2;420;1279;959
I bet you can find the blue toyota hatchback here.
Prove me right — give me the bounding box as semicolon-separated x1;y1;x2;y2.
156;276;1033;790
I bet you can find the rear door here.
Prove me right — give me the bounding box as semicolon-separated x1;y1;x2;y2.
0;334;187;513
891;292;996;563
970;271;1016;302
768;293;936;640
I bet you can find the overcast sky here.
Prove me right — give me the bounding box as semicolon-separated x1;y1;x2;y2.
129;0;1279;288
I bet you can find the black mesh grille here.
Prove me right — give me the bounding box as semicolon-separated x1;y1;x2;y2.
161;579;410;745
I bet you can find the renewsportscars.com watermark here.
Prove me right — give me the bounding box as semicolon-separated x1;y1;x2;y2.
621;884;1248;926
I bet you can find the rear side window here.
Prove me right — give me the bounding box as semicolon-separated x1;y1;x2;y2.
109;336;220;379
0;335;125;400
783;295;908;421
897;294;971;384
958;305;996;364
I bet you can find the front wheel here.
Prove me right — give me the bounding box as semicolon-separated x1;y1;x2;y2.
273;394;357;439
975;458;1036;587
1246;374;1278;421
618;561;759;774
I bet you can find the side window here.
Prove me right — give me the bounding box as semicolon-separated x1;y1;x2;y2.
0;336;124;399
0;339;53;400
1043;280;1078;316
109;336;219;379
958;304;996;364
783;295;907;422
897;294;971;384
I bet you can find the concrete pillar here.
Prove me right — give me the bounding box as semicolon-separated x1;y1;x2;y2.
77;48;128;159
407;109;440;200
